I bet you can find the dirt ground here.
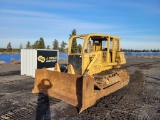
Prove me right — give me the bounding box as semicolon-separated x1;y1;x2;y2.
0;57;160;120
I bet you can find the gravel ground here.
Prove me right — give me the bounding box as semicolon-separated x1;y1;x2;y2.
0;58;160;120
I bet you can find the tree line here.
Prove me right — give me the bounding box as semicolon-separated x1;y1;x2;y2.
25;37;68;53
0;29;159;53
121;49;160;52
0;29;82;53
0;38;67;53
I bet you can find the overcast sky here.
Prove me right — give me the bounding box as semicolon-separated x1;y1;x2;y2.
0;0;160;50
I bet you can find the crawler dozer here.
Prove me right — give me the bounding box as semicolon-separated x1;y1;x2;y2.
32;33;129;113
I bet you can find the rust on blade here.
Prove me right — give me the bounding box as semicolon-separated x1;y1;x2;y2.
79;75;96;113
32;69;83;107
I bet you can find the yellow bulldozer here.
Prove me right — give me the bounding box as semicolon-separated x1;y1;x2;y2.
32;33;129;113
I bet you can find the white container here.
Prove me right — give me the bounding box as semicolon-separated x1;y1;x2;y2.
21;49;58;77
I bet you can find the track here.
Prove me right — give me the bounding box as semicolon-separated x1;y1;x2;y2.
74;71;144;120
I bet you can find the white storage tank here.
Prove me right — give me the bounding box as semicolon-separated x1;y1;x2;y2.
21;49;59;77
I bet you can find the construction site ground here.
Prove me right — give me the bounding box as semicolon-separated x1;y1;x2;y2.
0;57;160;120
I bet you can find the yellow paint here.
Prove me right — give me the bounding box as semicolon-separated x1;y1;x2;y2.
67;33;126;75
67;64;75;74
54;63;60;72
38;55;45;63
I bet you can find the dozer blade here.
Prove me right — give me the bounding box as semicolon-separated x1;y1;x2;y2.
32;69;84;107
32;69;129;113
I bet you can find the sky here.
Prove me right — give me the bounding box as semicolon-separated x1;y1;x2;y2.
0;0;160;50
